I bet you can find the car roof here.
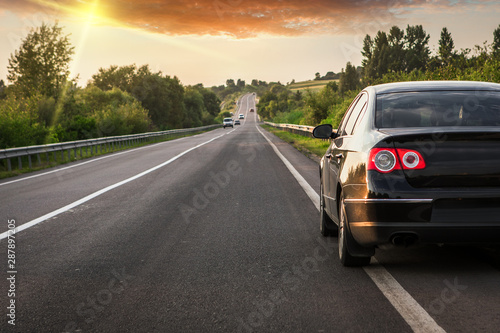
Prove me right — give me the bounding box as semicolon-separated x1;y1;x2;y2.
369;81;500;95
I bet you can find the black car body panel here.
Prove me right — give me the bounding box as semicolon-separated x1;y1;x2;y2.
315;81;500;256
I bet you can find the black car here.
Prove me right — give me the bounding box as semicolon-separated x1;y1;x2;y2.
313;81;500;266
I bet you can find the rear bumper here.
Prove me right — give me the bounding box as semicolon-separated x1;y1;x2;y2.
344;198;500;246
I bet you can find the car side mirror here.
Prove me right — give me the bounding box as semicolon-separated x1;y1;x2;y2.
313;124;335;139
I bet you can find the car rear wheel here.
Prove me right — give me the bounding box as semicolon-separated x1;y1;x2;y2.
339;194;371;266
320;184;338;237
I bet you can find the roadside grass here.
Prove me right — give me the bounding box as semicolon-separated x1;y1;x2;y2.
0;128;218;179
261;124;330;160
288;79;339;92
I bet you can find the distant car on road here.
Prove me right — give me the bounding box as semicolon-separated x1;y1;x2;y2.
249;108;254;112
313;81;500;266
239;114;244;119
234;120;241;125
223;117;233;128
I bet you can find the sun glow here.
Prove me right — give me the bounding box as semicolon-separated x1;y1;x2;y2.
47;0;106;135
77;0;102;25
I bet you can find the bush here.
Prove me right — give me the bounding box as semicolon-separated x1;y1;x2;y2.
77;86;151;136
0;94;52;148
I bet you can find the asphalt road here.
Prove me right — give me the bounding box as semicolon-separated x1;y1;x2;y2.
1;93;500;332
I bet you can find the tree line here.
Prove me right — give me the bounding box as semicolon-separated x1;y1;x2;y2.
0;23;222;149
258;24;500;127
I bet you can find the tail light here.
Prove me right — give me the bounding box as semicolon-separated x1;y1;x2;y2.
396;149;426;170
368;148;425;173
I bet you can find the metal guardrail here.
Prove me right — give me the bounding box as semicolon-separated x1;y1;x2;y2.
0;124;221;172
264;122;315;138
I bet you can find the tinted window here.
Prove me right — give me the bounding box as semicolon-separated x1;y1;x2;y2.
376;91;500;128
344;94;367;135
337;94;361;136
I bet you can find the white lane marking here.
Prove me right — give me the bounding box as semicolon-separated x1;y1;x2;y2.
0;130;234;240
364;258;446;333
0;129;219;187
256;126;446;333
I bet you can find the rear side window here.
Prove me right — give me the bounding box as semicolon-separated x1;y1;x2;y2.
344;93;367;135
376;91;500;128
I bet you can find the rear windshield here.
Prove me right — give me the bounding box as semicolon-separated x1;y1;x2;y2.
224;118;232;121
376;91;500;128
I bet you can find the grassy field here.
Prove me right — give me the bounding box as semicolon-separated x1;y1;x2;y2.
288;79;338;92
261;124;330;160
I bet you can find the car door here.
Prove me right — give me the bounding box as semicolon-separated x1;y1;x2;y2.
326;93;368;219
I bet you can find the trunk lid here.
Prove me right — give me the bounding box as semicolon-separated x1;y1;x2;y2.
382;128;500;188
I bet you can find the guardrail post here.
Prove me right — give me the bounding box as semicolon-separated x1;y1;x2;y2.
7;158;12;172
37;153;41;166
28;154;32;169
18;156;22;170
61;149;65;162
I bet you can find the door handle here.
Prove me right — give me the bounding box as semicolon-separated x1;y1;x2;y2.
335;153;344;159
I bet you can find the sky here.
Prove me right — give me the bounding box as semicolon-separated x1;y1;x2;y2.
0;0;499;88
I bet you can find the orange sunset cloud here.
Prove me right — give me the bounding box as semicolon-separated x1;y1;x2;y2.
1;0;490;38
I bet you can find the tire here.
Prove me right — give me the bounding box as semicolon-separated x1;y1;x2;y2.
320;184;338;237
338;194;371;267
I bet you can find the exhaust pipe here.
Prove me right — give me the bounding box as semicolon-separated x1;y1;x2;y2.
391;233;418;247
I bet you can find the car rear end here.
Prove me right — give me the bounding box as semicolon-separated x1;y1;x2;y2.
347;83;500;247
223;118;233;128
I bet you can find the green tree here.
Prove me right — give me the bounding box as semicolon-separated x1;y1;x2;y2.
405;25;430;72
197;86;220;117
183;87;204;128
91;65;136;92
388;26;406;72
7;22;74;98
372;31;390;77
361;31;390;80
78;86;151;136
339;62;360;95
0;94;52;148
361;34;375;79
294;90;303;101
493;24;500;55
439;27;455;66
0;80;6;99
305;84;339;123
131;73;173;129
90;64;187;129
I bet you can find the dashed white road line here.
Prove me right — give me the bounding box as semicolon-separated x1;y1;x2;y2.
256;125;446;333
0;129;235;240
